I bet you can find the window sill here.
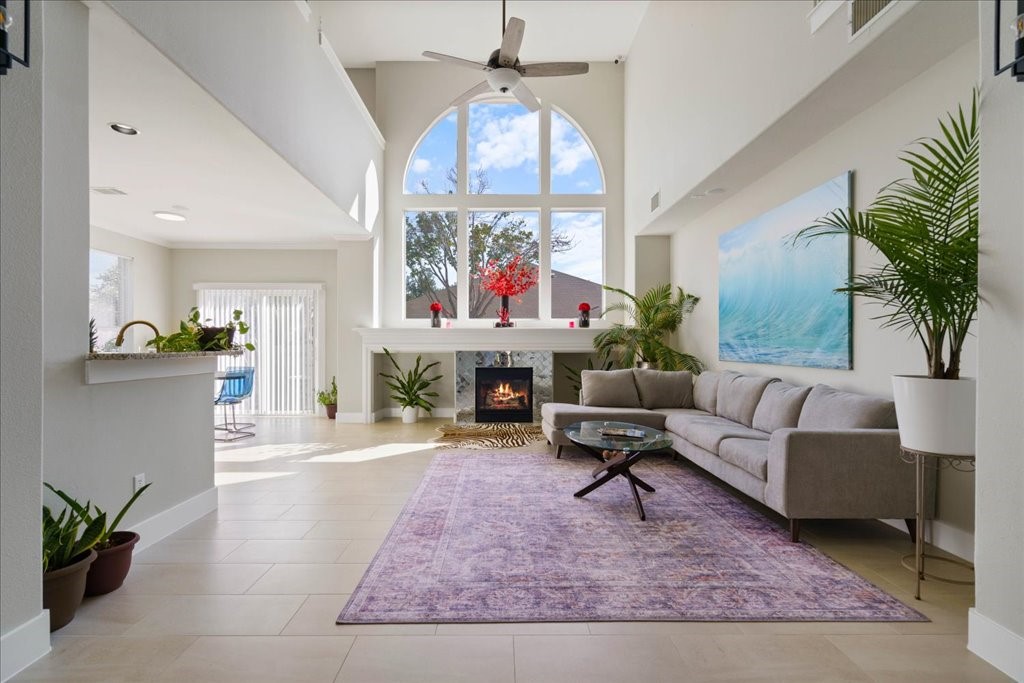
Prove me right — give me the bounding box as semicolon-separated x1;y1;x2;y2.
356;327;601;353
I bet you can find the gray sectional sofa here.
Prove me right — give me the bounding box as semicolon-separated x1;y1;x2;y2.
542;369;932;541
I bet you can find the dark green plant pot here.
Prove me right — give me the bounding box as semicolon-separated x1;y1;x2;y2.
44;549;97;632
199;327;234;349
85;531;140;596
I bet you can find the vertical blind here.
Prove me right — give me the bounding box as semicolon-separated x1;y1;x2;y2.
197;285;323;415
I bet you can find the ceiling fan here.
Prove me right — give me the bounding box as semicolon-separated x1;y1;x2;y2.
422;0;590;112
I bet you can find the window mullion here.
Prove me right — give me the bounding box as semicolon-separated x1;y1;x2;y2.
539;209;552;321
457;208;469;321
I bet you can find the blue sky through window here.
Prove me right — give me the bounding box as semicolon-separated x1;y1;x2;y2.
405;111;457;194
552;212;603;284
551;112;603;194
469;102;539;194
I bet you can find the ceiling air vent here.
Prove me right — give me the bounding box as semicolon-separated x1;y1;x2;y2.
91;187;127;196
650;191;660;212
851;0;892;36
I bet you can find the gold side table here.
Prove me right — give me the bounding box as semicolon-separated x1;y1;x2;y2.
899;446;976;600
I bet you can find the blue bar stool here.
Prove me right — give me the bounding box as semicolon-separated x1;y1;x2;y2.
214;367;255;442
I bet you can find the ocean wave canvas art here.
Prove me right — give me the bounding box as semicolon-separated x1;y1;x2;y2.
718;173;852;369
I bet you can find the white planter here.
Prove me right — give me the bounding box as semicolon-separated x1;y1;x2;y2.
891;375;976;456
401;406;419;424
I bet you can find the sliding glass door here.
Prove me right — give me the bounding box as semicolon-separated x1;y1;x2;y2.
196;284;324;415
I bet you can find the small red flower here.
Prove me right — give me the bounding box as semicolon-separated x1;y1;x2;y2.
578;302;591;312
429;301;443;313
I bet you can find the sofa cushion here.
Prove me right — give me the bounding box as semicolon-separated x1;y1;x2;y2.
632;369;694;409
752;382;813;433
540;402;666;430
716;373;777;427
719;438;770;480
692;371;724;414
685;418;770;454
655;408;713;436
580;369;641;408
798;384;898;429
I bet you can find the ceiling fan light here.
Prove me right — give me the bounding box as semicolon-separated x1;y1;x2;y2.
486;68;520;94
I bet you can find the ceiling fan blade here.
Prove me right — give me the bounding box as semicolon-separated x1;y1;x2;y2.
498;17;525;67
518;62;590;77
511;81;540;113
450;80;494;107
422;51;491;71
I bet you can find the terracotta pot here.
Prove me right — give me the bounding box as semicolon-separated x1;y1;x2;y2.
85;531;140;596
44;549;97;632
325;404;338;420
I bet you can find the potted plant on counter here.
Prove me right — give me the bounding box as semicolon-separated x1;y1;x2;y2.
317;376;339;419
795;92;978;456
147;307;256;353
43;503;104;631
379;348;443;423
46;481;152;596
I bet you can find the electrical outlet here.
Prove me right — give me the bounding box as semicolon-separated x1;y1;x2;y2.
133;473;146;493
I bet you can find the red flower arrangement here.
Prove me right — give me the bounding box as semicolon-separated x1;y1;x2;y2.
429;301;443;313
578;302;591;312
479;255;538;298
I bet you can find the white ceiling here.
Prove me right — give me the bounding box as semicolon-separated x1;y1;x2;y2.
89;3;366;248
318;0;649;67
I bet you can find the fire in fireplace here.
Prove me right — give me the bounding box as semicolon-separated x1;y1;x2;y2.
475;367;533;423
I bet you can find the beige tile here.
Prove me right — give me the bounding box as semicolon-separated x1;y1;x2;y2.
120;562;271;594
826;634;1013;682
216;488;270;504
55;594;174;636
668;634;871;682
171;519;317;540
135;539;245;564
221;540;351;564
735;621;898;635
334;538;384;563
158;636;354;683
258;492;410;506
125;594;306;636
514;634;687;683
12;635;196;682
284;595;438;636
437;621;589;635
368;504;405;522
336;635;514;683
214;504;293;520
303;520;395;540
279;504;378;521
247;563;369;594
587;621;744;635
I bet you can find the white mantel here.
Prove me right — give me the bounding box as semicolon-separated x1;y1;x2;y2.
354;327;601;422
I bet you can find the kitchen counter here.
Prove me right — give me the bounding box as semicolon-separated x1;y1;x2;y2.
85;350;243;384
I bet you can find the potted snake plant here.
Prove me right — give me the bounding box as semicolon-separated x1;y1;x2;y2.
46;481;152;596
379;348;442;423
43;503;104;631
795;92;978;456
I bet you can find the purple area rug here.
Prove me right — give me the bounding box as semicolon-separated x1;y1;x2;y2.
338;451;926;623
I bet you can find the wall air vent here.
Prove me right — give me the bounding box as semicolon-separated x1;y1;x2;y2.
650;191;660;212
91;187;127;195
850;0;892;36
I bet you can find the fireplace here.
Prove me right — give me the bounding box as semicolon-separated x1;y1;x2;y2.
475;367;533;423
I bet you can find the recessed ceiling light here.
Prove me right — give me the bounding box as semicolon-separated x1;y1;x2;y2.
110;122;139;135
153;211;186;222
706;187;726;195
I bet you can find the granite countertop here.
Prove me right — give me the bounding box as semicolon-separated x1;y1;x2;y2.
87;350;244;360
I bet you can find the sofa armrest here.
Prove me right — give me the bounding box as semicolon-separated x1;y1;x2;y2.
765;428;934;520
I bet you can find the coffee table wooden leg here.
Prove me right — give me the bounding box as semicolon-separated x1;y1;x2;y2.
628;472;655;493
574;469;619;498
627;476;646;520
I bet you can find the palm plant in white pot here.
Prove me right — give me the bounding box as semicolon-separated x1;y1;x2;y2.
795;92;978;456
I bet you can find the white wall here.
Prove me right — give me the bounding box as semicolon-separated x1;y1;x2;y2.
105;0;383;234
346;67;376;121
660;43;980;559
0;0;46;668
970;2;1024;678
374;61;625;328
90;225;173;334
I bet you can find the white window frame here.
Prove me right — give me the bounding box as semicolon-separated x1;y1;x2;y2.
401;98;607;326
89;248;134;350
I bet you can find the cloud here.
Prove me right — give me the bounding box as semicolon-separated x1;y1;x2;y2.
410;158;432;174
470;105;538;173
551;113;595;176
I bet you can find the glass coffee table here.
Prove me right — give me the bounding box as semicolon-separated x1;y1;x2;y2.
564;421;673;521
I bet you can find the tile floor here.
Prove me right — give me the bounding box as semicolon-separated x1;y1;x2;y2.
15;417;1010;682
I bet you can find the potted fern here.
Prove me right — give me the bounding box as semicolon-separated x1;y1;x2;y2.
46;481;152;596
317;376;338;419
795;92;978;456
593;283;704;373
379;348;442;423
42;503;104;631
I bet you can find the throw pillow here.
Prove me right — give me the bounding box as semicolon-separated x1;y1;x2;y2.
692;371;724;414
580;369;642;408
632;369;694;409
752;382;812;433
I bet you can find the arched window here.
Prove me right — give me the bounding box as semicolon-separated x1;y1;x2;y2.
403;100;605;323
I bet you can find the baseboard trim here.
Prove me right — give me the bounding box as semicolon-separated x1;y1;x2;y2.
968;608;1024;681
881;518;974;562
1;610;51;682
372;408;455;422
335;412;365;424
131;487;218;553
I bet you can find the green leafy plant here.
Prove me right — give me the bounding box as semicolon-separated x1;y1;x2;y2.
147;307;255;352
379;348;443;413
42;502;105;572
594;283;704;373
45;482;151;550
793;92;978;379
562;358;615;400
89;318;98;353
317;376;338;406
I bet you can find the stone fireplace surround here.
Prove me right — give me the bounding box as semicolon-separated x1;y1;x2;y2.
455;351;553;423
